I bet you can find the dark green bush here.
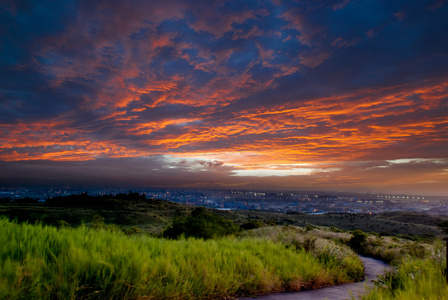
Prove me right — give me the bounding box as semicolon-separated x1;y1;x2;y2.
162;207;239;239
348;229;367;253
240;220;264;230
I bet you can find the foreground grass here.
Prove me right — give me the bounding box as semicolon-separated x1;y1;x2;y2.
240;225;364;285
0;219;363;299
362;237;448;299
365;257;448;299
242;224;448;299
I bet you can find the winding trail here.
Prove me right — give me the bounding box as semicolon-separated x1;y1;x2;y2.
242;256;390;300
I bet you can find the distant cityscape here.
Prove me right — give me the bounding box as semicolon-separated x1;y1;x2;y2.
1;186;448;215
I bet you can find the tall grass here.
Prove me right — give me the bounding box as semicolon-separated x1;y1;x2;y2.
364;239;448;299
364;258;448;299
352;233;434;264
240;225;364;284
0;218;362;299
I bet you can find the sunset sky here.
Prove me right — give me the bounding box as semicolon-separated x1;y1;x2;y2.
1;0;448;195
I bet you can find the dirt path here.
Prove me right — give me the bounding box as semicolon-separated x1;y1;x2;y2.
241;256;390;300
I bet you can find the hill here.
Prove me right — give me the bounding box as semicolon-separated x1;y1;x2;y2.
0;193;446;237
0;193;195;234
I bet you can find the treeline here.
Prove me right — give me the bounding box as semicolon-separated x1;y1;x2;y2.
0;197;38;204
1;191;148;204
48;191;147;204
0;191;150;206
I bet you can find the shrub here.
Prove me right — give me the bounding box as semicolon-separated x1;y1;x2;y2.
162;207;240;239
349;230;368;253
240;220;264;230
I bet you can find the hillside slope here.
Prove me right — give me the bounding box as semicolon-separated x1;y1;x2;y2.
0;193;445;237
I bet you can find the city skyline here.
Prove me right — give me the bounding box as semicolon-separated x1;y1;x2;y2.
1;0;448;196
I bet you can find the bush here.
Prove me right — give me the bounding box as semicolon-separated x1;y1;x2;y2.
240;220;264;230
162;207;240;239
349;230;368;253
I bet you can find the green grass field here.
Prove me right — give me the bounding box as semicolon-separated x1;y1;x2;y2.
0;218;363;299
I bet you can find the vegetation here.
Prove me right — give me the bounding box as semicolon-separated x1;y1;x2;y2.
242;225;448;299
348;229;368;253
2;194;448;299
240;225;364;283
0;218;364;299
0;194;196;235
364;240;448;299
1;194;447;238
345;229;434;264
312;227;448;299
240;219;265;230
162;207;240;239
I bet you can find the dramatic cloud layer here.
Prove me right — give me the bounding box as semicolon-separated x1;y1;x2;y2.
1;0;448;195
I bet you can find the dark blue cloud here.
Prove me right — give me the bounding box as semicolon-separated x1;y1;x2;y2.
135;103;208;122
0;0;76;65
224;0;448;111
0;1;85;123
0;67;88;123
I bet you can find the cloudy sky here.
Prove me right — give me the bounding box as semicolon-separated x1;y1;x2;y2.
1;0;447;195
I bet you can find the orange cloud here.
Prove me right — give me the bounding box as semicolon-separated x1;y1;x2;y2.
1;78;447;185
